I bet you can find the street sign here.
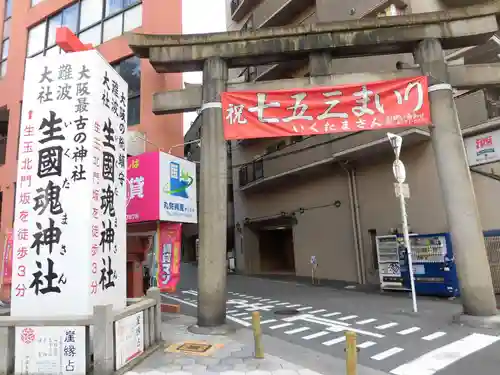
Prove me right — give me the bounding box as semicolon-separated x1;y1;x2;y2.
392;159;406;183
387;132;403;160
394;183;410;198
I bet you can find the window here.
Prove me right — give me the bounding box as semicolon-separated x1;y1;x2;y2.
26;0;143;58
113;56;141;126
0;0;11;77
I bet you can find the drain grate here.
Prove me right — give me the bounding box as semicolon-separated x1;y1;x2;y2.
274;308;299;315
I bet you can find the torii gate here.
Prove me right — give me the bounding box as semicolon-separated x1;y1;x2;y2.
128;2;500;328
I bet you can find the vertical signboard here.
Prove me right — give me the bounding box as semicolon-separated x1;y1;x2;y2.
15;326;86;374
156;222;182;292
115;311;144;370
159;152;197;224
11;49;127;319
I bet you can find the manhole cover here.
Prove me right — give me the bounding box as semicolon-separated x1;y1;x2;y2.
274;309;299;315
177;342;213;353
165;341;220;356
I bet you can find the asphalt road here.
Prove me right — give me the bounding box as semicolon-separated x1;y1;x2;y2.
162;263;500;375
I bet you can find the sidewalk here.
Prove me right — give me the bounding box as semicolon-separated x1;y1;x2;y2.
123;314;388;375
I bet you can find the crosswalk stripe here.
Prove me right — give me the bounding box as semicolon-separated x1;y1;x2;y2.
276;302;290;306
390;333;500;375
242;316;253;321
397;327;421;335
269;322;293;330
268;300;280;303
285;327;310;335
358;341;377;349
288;304;301;308
338;315;358;321
375;322;398;330
309;309;327;314
297;306;313;311
226;310;238;313
260;299;271;302
371;347;404;360
322;312;341;317
422;332;446;341
322;336;346;346
231;312;248;317
356;318;377;325
302;331;330;340
260;319;277;325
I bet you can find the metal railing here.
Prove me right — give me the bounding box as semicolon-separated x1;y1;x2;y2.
230;0;243;15
0;288;162;375
484;231;500;293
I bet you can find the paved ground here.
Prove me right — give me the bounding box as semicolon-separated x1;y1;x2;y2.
161;263;500;375
125;314;386;375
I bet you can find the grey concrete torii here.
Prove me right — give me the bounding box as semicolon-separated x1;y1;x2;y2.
128;2;500;327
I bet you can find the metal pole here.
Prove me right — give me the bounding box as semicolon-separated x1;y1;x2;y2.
197;57;229;327
398;183;418;313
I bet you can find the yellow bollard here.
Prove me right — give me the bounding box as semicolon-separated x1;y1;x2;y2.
345;331;358;375
251;311;264;359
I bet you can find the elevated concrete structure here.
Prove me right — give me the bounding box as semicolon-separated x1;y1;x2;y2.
152;63;500;115
127;1;500;322
128;2;500;72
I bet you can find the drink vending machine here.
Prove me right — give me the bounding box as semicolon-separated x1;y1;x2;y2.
398;233;459;297
377;233;459;297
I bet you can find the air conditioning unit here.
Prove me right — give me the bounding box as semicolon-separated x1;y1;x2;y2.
127;130;146;156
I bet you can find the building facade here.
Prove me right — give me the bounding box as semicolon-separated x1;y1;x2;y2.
226;0;500;290
0;0;184;256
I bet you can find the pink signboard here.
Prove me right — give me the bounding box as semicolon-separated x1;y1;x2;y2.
126;152;160;223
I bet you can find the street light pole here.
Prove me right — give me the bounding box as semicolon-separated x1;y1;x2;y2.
387;133;418;313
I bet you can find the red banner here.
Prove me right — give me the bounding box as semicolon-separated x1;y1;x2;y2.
221;76;431;140
156;222;182;293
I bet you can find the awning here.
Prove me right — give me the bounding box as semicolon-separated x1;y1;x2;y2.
241;128;430;193
245;215;298;231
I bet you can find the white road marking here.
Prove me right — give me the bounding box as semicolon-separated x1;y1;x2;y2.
322;336;346;346
326;325;384;339
302;331;330;340
297;306;313;311
397;327;421;335
268;300;280;303
288;304;301;308
231;312;248;317
226;310;238;313
356;318;377;325
358;341;377;349
161;295;251;327
181;290;198;296
390;333;500;375
322;312;341;317
422;332;447;341
242;316;253;321
375;322;398;330
269;322;293;330
339;315;358;321
276;302;290;306
260;299;271;302
285;327;310;335
260;319;278;325
309;309;327;314
371;347;404;361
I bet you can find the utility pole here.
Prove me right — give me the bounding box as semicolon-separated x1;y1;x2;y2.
414;39;497;316
197;57;229;327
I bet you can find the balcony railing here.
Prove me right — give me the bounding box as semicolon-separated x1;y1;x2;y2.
230;0;260;22
238;159;264;187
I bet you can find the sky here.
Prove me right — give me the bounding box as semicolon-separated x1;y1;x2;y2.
181;0;227;135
